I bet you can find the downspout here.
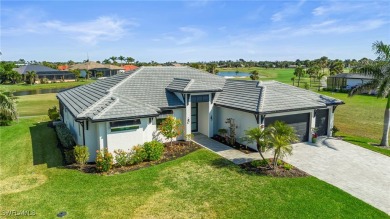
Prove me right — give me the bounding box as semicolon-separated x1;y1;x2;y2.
79;120;86;145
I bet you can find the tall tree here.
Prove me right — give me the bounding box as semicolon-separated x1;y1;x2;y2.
349;41;390;146
126;57;135;64
329;59;344;75
118;55;125;65
102;59;111;64
0;92;18;126
109;56;117;64
293;65;305;87
319;56;329;75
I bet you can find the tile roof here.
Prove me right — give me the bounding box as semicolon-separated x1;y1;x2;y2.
58;66;343;122
214;80;343;114
14;64;58;74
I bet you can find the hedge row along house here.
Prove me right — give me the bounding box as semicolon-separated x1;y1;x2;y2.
57;67;343;161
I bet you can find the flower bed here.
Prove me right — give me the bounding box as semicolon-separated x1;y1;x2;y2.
239;158;309;177
65;141;201;174
212;135;257;154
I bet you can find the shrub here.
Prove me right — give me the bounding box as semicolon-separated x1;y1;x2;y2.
114;149;132;167
331;126;340;137
277;159;283;166
55;123;76;149
40;77;49;84
74;145;89;165
64;149;75;164
304;82;309;90
251;159;268;167
96;148;113;172
143;140;164;161
48;106;60;121
129;145;147;165
283;163;293;170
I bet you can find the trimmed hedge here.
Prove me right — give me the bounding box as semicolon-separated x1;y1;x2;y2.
55;123;76;149
144;140;164;161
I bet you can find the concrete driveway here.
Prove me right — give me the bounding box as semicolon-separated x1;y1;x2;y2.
285;137;390;215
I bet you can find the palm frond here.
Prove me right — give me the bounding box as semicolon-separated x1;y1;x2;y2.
372;41;390;61
348;80;379;97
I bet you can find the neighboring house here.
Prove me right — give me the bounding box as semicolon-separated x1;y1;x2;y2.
122;64;139;71
57;67;343;162
69;61;124;77
58;65;69;71
14;64;75;82
327;73;374;90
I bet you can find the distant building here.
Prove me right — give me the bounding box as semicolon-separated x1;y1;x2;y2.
327;73;374;90
58;65;69;71
122;64;139;71
14;64;75;82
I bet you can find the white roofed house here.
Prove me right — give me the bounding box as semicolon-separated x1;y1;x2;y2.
57;66;343;162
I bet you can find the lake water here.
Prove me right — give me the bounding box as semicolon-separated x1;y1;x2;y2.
12;88;65;96
218;71;250;77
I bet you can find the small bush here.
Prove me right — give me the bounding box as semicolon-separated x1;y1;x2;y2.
114;149;132;167
96;148;113;172
55;123;76;149
283;163;293;170
143;140;164;161
40;77;49;84
332;126;340;137
48;106;60;121
277;159;283;166
64;149;75;164
251;159;268;167
74;145;89;165
304;82;309;90
129;145;147;165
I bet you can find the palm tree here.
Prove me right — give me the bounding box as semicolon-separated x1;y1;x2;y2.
26;71;36;85
319;56;329;75
102;59;111;64
0;92;18;126
349;41;390;146
250;70;260;80
126;57;134;64
293;66;305;87
329;59;344;76
245;127;271;167
118;55;125;65
109;56;117;64
267;121;298;168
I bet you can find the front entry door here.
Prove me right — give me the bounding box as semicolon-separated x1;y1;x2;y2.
191;103;198;132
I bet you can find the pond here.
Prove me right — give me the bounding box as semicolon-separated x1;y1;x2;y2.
12;88;65;96
218;71;251;77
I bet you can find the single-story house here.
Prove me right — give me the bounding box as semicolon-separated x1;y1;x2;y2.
327;73;374;90
122;64;139;71
57;66;343;162
69;61;125;77
14;64;75;82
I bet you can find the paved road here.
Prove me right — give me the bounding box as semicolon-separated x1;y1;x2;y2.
285;137;390;215
193;134;390;215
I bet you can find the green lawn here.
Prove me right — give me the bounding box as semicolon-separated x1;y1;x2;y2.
0;80;93;93
0;116;388;218
217;67;296;83
16;93;58;117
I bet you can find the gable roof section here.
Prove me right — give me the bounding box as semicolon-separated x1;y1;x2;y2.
214;80;343;114
114;66;225;108
214;80;262;113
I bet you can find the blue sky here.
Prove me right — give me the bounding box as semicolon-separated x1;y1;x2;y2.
1;0;389;62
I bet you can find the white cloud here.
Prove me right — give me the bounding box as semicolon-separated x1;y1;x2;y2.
157;27;207;45
312;2;368;16
271;0;306;22
42;16;135;45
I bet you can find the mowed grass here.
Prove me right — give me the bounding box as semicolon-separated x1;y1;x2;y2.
218;67;295;83
0;80;93;93
0;116;388;218
16;93;58;117
317;91;390;156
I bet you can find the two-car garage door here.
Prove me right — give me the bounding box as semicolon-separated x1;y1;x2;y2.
265;113;310;142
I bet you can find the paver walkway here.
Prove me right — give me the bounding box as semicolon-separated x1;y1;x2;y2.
193;134;390;215
192;134;265;164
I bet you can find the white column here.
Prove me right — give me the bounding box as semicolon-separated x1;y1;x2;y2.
208;93;214;137
97;122;107;150
328;106;334;137
185;94;191;135
309;111;316;142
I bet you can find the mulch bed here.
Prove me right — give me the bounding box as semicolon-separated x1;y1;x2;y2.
211;135;257;154
65;141;201;175
239;159;309;177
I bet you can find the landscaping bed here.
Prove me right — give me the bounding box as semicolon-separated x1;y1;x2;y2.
239;159;308;177
65;141;202;174
212;135;257;154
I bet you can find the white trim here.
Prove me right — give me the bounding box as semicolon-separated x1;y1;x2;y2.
265;109;314;118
